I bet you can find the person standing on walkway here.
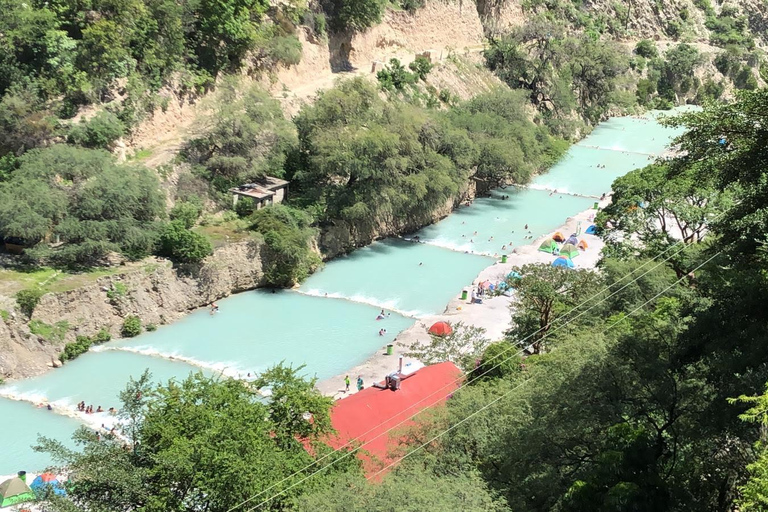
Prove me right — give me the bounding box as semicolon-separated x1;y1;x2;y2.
357;375;364;391
344;375;350;392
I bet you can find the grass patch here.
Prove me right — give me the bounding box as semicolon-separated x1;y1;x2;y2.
131;148;153;161
0;264;149;298
194;222;252;249
29;320;70;342
0;310;9;322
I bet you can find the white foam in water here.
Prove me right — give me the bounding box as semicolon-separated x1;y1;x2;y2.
0;387;120;432
91;345;246;378
525;183;597;199
295;289;427;319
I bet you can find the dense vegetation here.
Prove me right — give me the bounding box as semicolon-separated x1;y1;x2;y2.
289;89;768;511
287;78;566;237
37;366;360;511
33;89;768;512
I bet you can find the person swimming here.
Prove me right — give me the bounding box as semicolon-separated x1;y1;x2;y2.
524;224;528;230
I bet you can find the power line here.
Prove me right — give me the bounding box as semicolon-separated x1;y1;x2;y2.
244;247;720;511
225;240;688;512
364;250;723;482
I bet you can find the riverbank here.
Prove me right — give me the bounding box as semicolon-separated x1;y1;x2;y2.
316;197;609;398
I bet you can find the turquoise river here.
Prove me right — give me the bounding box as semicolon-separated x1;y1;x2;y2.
0;109;692;475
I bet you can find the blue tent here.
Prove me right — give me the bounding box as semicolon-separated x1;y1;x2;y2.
551;257;575;269
506;271;522;280
566;235;578;245
30;473;66;497
585;224;597;235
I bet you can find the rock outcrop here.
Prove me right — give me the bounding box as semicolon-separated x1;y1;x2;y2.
0;240;266;380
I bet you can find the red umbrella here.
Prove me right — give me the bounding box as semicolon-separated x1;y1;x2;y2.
428;321;453;336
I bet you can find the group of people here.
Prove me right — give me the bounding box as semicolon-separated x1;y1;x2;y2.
344;374;364;392
77;401;115;415
377;309;390;336
470;285;488;304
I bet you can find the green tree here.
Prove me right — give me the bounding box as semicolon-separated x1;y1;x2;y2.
634;39;658;58
158;221;213;263
326;0;386;32
249;205;321;286
406;322;490;372
16;288;44;318
187;81;297;192
67;110;125;149
121;315;142;337
169;200;203;229
597;161;729;276
505;264;603;354
36;368;359;511
408;56;433;81
665;89;768;256
194;0;270;72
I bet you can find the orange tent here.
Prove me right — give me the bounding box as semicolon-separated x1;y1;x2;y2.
428;321;452;336
552;231;566;242
577;239;588;250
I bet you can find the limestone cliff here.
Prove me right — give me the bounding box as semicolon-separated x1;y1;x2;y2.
0;240;266;380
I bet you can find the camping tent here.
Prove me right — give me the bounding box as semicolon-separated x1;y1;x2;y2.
552;231;566;242
551;257;575;269
31;473;66;498
538;238;558;254
585;225;597;235
566;235;578;245
0;477;35;507
559;243;579;259
429;322;452;336
577;239;588;250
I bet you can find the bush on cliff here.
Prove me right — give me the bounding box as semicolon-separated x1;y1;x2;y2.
121;316;142;338
249;205;321;287
60;328;111;362
16;288;44;318
158;221;213;264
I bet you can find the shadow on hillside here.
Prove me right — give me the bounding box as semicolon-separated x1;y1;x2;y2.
328;31;356;73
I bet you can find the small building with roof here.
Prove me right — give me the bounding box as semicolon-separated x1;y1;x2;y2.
229;177;289;210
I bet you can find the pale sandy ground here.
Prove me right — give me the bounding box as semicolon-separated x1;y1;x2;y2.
316;198;610;399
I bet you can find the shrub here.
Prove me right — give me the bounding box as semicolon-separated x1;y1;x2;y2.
94;328;112;343
170;200;203;229
106;282;128;302
734;66;758;90
158;221;213;263
121;315;142;337
61;335;93;361
328;0;386;32
634;39;658;59
249;205;321;287
0;310;9;322
60;327;112;362
408;56;434;81
399;0;425;11
377;59;417;90
16;289;44;318
146;323;158;332
314;13;327;35
235;199;255;218
268;35;303;66
67;111;125;149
